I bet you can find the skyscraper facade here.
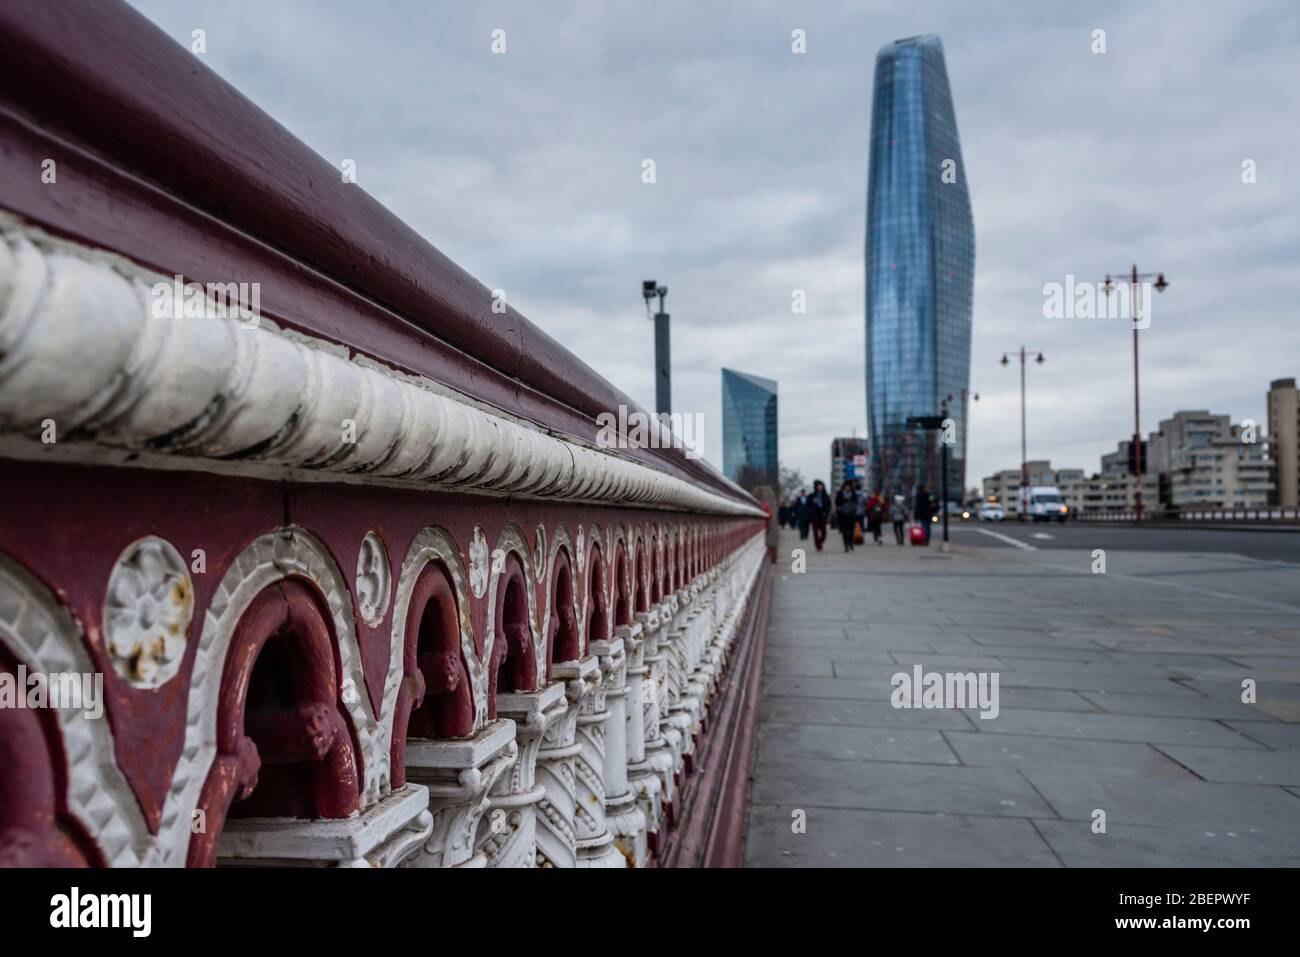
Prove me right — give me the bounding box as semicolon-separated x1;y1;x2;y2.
865;34;974;500
721;368;778;491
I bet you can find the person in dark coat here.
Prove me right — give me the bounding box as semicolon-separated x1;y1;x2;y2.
865;490;885;545
834;480;858;552
913;485;935;544
794;489;810;540
808;480;832;552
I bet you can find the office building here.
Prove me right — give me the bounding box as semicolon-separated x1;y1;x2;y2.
721;368;778;491
865;34;974;502
831;437;869;491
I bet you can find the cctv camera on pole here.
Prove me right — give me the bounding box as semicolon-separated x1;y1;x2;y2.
642;280;670;415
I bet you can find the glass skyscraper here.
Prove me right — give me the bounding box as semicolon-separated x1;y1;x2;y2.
865;34;974;501
721;368;778;490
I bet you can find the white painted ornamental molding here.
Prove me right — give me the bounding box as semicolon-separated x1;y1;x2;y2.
0;222;761;518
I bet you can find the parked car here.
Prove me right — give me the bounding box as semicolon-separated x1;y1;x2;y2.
978;503;1005;522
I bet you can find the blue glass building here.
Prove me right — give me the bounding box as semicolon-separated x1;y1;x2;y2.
721;368;778;490
865;34;974;501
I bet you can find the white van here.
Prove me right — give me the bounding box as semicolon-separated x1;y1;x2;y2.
1018;486;1070;523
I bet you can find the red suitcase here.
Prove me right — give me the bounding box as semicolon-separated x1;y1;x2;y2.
909;523;927;546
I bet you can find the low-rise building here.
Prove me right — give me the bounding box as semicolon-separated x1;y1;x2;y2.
1148;411;1272;509
981;460;1086;516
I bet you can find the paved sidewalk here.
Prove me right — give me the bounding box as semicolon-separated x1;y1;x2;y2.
743;528;1300;867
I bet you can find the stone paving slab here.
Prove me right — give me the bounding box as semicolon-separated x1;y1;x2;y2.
967;708;1261;748
827;658;1207;696
1020;772;1300;836
1156;744;1300;786
760;695;978;730
1031;821;1296;867
762;674;1105;712
942;731;1194;780
1076;690;1276;721
746;804;1062;867
743;530;1300;867
750;753;1056;818
1222;721;1300;748
758;721;959;765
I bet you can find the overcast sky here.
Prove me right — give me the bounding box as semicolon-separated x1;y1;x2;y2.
130;0;1300;491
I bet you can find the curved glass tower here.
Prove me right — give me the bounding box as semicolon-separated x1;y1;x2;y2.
865;34;974;500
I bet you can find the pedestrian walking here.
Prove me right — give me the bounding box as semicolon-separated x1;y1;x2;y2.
808;480;831;552
914;485;935;545
866;490;885;545
835;480;858;552
794;489;810;540
890;493;909;545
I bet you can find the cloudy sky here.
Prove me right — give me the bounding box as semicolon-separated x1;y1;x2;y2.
130;0;1300;491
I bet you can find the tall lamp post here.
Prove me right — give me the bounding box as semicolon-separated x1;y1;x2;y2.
945;389;978;510
642;280;670;415
1101;266;1169;526
1001;347;1044;521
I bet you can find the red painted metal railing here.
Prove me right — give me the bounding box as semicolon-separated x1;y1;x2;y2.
0;0;769;868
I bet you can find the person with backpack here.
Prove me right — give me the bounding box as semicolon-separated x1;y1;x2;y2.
835;480;859;552
865;490;885;545
890;494;909;545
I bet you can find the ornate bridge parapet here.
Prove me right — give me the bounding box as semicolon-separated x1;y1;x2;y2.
0;0;770;869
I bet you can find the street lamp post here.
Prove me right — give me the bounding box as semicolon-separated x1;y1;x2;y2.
642;280;670;415
1101;266;1169;526
1001;347;1044;521
944;389;978;519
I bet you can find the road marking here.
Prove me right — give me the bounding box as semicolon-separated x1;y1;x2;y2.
1032;532;1054;540
1031;555;1300;613
968;527;1037;551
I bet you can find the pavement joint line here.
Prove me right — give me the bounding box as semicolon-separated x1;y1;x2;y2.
758;751;969;769
747;801;1074;824
1026;817;1071;867
1017;768;1066;822
1147;743;1210;783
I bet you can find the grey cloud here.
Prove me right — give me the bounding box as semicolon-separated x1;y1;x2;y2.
130;0;1299;489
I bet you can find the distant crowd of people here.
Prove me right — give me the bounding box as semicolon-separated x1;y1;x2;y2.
778;481;939;552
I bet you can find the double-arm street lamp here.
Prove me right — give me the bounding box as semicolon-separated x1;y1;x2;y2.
1001;347;1044;521
1101;266;1169;526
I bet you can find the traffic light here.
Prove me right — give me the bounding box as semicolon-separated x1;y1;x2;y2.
1127;439;1146;476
